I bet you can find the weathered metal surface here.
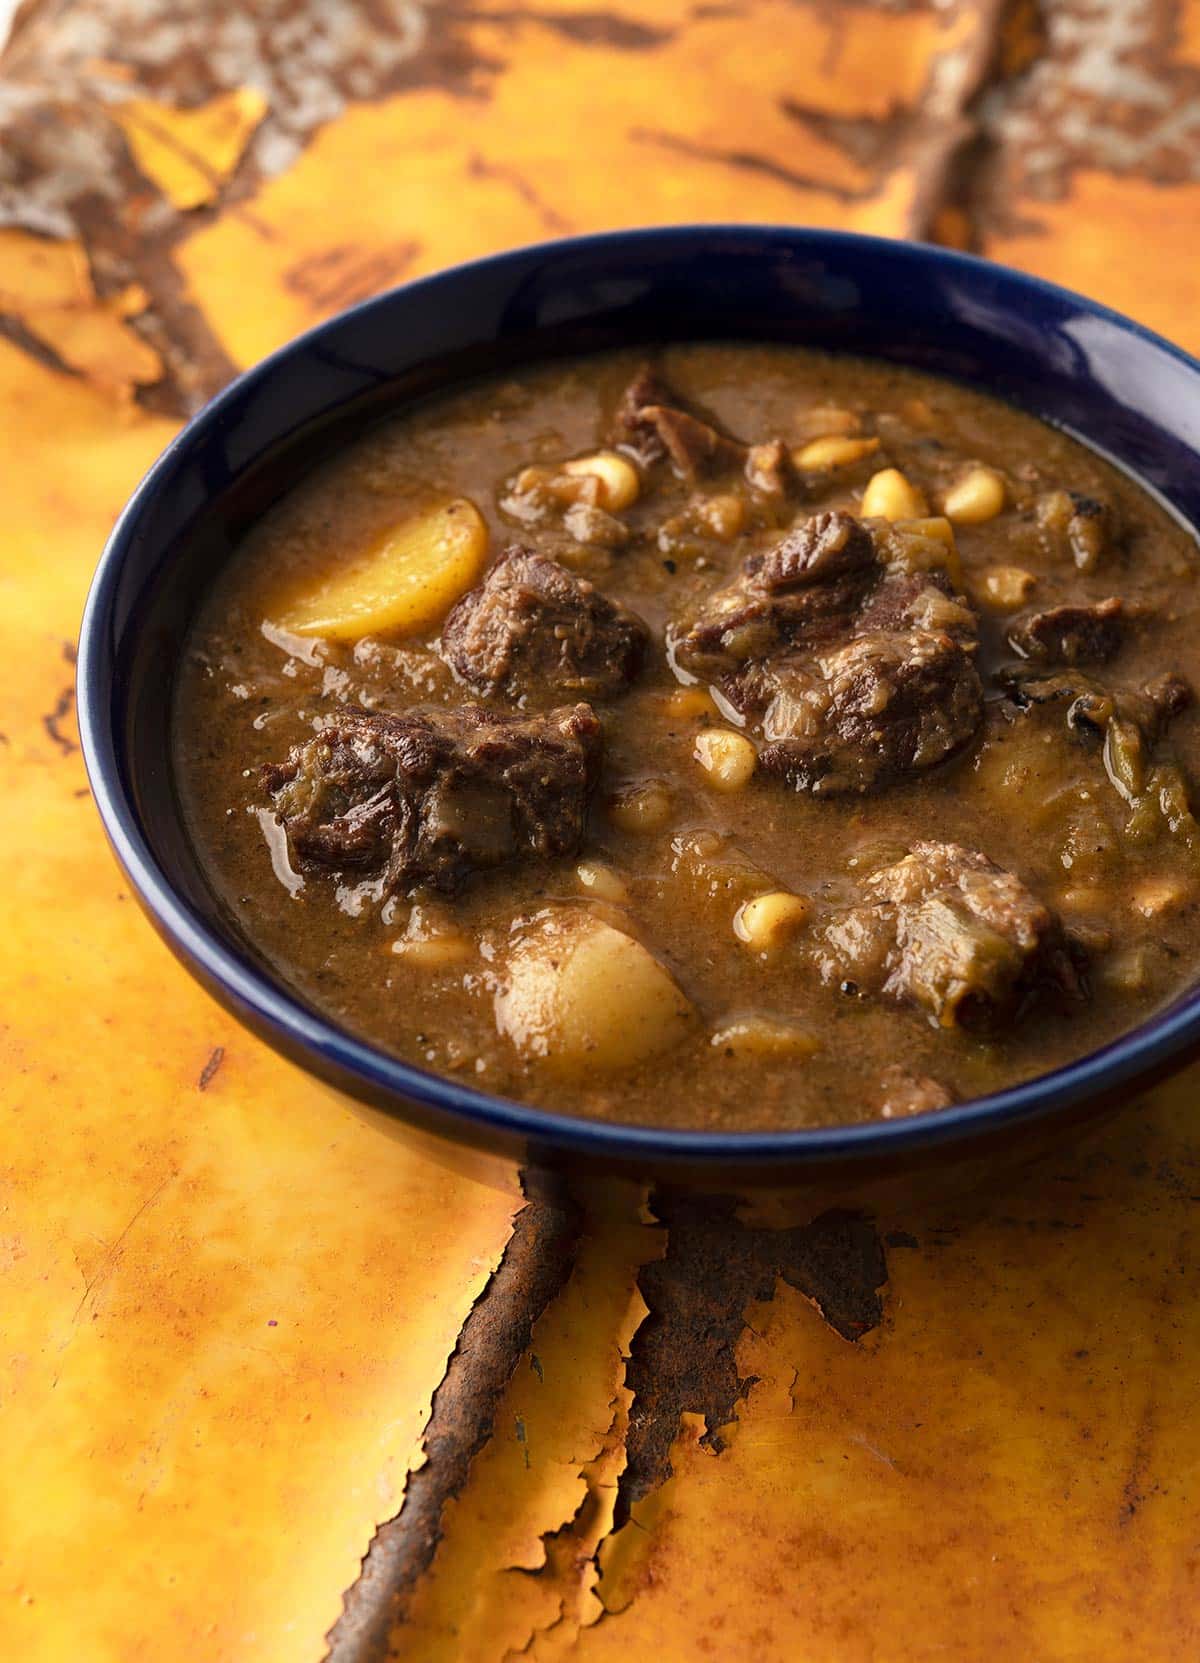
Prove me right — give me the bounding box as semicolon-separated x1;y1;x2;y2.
3;0;1200;1658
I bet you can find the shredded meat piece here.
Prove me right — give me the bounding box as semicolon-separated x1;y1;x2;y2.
261;703;602;895
818;840;1082;1029
1036;489;1120;572
1007;597;1126;664
754;630;985;794
876;1066;955;1118
610;363;746;477
499;468;630;548
998;663;1191;744
671;512;879;676
998;662;1197;846
441;547;648;700
744;438;796;498
671;510;983;794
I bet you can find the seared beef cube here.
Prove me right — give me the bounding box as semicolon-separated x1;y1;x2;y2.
755;630;983;795
441;547;648;701
262;703;602;895
672;510;983;794
818;840;1080;1028
1008;597;1125;664
672;511;879;678
610;364;746;477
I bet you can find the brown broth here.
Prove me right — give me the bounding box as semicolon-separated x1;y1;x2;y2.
173;344;1200;1129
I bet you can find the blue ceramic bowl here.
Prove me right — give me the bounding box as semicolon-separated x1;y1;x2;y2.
78;226;1200;1195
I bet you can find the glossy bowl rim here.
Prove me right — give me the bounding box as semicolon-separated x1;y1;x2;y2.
77;222;1200;1167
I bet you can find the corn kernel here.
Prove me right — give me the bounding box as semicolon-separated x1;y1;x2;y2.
981;565;1037;611
576;861;630;903
900;397;935;429
608;780;673;833
1130;877;1191;918
861;467;928;521
562;450;640;511
695;492;746;539
1056;886;1108;915
733;890;811;954
711;1017;821;1059
391;904;473;967
665;685;719;721
391;934;472;967
796;405;861;439
793;434;880;470
943;465;1006;526
694;728;758;791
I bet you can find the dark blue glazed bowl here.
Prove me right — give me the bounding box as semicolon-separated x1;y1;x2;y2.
78;226;1200;1196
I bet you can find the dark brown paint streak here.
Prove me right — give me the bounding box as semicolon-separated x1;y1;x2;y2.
325;1187;581;1662
615;1198;888;1521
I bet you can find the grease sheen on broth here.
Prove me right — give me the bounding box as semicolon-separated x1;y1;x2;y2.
173;345;1200;1130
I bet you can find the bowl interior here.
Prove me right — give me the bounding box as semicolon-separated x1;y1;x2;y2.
81;227;1200;1170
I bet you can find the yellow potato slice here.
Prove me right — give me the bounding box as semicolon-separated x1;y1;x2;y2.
278;497;489;640
495;912;695;1074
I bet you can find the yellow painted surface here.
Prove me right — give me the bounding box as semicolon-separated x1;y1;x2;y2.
574;1080;1200;1660
0;336;517;1662
988;172;1200;358
6;0;1200;1657
176;0;955;369
398;1196;661;1658
115;88;268;211
0;228;160;398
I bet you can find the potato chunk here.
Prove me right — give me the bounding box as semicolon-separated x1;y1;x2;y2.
495;912;695;1073
278;498;489;640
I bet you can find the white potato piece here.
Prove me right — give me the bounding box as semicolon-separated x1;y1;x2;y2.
277;497;489;641
495;912;695;1073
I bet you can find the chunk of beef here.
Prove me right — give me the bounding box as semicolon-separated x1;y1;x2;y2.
744;438;796;499
610;363;746;477
441;547;648;701
755;630;984;795
876;1066;954;1118
1007;597;1125;665
671;511;879;678
671;511;984;794
997;663;1191;745
817;840;1081;1030
261;702;602;896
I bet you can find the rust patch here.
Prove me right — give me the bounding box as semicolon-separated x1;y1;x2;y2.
327;1185;581;1662
616;1196;887;1520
